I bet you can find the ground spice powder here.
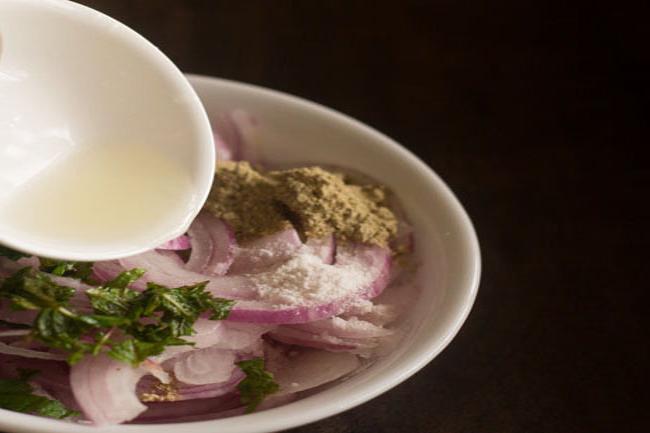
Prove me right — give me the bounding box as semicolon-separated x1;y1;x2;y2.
204;162;397;247
203;161;291;241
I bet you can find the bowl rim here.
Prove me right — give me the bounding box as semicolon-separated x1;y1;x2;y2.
0;74;481;433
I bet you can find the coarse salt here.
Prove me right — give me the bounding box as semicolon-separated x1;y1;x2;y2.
249;249;368;306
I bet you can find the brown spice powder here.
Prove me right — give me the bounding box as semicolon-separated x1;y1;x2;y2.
204;161;397;247
203;161;291;241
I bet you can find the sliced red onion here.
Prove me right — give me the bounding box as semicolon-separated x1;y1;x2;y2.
156;235;191;250
268;326;374;352
0;329;30;338
269;316;391;352
231;109;259;162
212;113;242;161
150;320;268;365
187;318;226;347
227;300;343;326
133;394;242;423
155;249;185;266
293;316;393;339
101;244;389;325
135;363;243;404
20;256;41;268
303;235;336;264
226;245;391;324
92;260;132;285
186;212;236;276
210;322;273;351
213;109;267;163
70;354;150;425
149;319;227;364
342;302;399;327
0;256;39;278
265;344;359;395
358;270;421;327
97;245;390;325
214;131;235;162
175;369;245;401
48;275;90;291
118;250;255;299
212;109;259;163
0;302;37;325
335;244;392;300
229;228;302;275
0;341;67;360
185;214;212;273
141;359;170;384
173;348;236;385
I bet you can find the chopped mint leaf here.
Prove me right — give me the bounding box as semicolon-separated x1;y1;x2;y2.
0;376;78;419
34;308;93;364
236;357;279;412
105;268;146;290
142;281;235;323
0;245;29;261
107;338;171;365
0;267;235;367
86;286;141;317
38;259;95;283
206;298;236;321
1;267;76;311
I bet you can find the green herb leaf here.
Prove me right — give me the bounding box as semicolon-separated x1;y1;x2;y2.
106;268;146;290
206;297;236;321
0;266;235;368
0;268;75;311
0;376;78;419
34;308;92;364
85;269;145;318
107;339;141;365
236;358;279;412
86;287;141;317
0;245;29;261
142;282;234;324
38;259;95;283
107;338;170;365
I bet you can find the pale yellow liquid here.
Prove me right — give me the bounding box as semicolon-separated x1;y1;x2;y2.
0;143;197;249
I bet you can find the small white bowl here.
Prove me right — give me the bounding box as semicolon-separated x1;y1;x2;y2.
0;0;214;261
0;75;481;433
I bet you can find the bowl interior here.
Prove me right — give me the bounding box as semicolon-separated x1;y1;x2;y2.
0;75;479;433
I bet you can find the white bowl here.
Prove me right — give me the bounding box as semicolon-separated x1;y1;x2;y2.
0;75;481;433
0;0;214;261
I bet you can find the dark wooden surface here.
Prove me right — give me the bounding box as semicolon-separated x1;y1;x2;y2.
71;1;646;432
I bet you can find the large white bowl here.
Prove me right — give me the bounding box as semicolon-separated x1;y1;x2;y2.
0;75;481;433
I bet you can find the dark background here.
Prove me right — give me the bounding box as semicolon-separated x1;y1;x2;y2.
73;1;646;432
